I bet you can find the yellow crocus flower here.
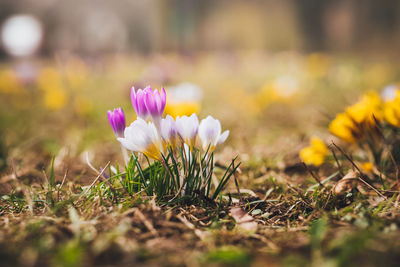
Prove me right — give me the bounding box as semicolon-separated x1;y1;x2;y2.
345;92;382;125
329;92;382;143
329;113;359;143
299;137;328;166
383;90;400;127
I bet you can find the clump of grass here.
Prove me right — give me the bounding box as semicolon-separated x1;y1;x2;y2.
91;147;240;205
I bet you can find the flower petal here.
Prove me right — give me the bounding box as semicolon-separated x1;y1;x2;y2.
217;130;229;145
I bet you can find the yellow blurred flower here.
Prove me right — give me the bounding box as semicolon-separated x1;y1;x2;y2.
361;162;373;173
64;58;88;89
164;102;200;118
38;67;63;92
257;75;299;108
226;87;261;116
299;137;328;166
329;92;382;143
164;83;202;118
44;89;67;110
37;66;68;110
306;53;331;79
74;96;93;116
0;69;22;94
364;63;394;90
383;90;400;127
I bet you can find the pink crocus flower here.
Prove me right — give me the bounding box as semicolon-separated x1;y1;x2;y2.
131;86;166;124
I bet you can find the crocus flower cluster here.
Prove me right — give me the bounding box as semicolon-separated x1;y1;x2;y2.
301;85;400;173
108;86;229;161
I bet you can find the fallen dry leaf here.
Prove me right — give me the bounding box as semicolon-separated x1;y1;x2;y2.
333;170;358;195
230;207;258;232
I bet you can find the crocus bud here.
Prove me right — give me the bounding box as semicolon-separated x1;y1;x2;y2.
175;113;199;148
107;107;126;138
198;115;229;152
161;115;178;149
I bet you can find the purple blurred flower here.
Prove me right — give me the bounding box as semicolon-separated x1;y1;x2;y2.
107;107;126;138
131;86;166;122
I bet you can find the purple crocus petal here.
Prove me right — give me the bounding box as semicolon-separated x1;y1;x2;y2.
154;90;162;113
145;90;157;115
135;90;146;118
130;87;139;112
144;86;152;94
116;108;125;129
160;87;166;112
107;108;126;137
100;167;110;179
107;110;116;133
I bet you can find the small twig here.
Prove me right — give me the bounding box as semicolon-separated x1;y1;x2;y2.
332;142;386;199
248;194;267;214
57;168;68;202
302;163;323;187
176;213;206;240
357;176;387;199
84;162;110;194
329;143;344;176
372;116;399;181
287;185;313;209
388;150;399;181
86;152;119;200
233;161;242;202
86;152;100;174
332;142;363;174
134;208;158;236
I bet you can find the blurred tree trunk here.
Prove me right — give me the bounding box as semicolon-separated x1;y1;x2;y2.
293;0;329;51
354;0;400;47
293;0;400;51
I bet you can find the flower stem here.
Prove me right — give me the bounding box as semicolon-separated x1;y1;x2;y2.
120;144;129;165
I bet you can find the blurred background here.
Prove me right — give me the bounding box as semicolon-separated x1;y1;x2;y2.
1;0;400;172
2;0;400;55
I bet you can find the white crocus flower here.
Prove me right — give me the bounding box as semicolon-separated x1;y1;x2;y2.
161;115;178;149
183;143;193;163
175;113;199;147
118;118;163;160
198;116;229;152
